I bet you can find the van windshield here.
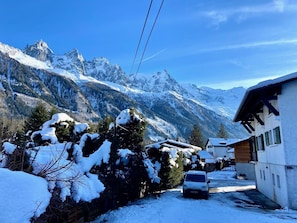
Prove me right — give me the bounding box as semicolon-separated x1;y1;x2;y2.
185;174;205;182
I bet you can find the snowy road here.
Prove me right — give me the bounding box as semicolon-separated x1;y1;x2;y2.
93;171;297;223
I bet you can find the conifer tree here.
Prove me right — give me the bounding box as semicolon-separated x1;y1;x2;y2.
216;123;228;138
23;103;50;135
189;124;204;148
116;108;146;153
97;115;114;135
49;106;59;118
158;151;184;189
103;108;149;205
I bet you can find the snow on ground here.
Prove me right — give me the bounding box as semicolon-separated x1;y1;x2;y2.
0;168;51;223
93;170;297;223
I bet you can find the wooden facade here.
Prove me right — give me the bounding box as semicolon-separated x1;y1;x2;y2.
233;140;251;163
229;137;256;180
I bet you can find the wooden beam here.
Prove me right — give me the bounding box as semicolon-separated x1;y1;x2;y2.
241;121;254;133
245;121;255;131
261;98;280;116
265;95;278;100
252;113;264;125
242;123;252;133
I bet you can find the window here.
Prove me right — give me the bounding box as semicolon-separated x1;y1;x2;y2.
263;170;266;181
256;134;265;151
265;132;269;146
250;137;258;161
276;175;280;188
185;174;206;182
273;127;281;144
265;130;273;146
272;173;275;186
260;170;262;179
264;127;281;146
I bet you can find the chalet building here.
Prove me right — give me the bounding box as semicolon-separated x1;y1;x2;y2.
234;72;297;210
198;150;215;164
228;137;257;180
145;139;201;152
205;138;239;160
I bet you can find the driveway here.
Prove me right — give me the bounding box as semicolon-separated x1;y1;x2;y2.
208;171;281;210
93;170;297;223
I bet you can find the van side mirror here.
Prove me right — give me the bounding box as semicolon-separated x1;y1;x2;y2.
207;180;210;184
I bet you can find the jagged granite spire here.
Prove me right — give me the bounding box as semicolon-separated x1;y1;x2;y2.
23;40;54;63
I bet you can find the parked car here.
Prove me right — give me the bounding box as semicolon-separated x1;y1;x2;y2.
182;170;210;199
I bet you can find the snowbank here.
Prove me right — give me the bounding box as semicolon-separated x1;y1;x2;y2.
0;168;51;223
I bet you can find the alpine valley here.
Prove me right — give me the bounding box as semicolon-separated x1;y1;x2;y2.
0;40;248;142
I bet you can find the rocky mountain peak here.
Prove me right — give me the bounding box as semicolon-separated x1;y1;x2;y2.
23;40;53;62
92;57;110;65
65;48;84;63
129;69;186;94
51;48;87;76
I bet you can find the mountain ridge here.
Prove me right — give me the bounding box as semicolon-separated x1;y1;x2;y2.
0;40;248;142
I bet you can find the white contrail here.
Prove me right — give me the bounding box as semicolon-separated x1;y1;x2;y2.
142;48;166;62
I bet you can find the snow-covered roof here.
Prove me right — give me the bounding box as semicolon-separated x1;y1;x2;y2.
146;139;202;151
227;136;252;146
234;72;297;122
198;150;214;159
198;150;217;163
206;138;240;147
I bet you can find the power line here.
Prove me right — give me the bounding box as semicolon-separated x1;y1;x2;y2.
129;0;153;75
135;0;164;76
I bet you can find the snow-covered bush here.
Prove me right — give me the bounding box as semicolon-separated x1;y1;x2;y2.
99;108;160;204
1;108;163;222
0;142;29;170
26;113;107;203
147;145;184;189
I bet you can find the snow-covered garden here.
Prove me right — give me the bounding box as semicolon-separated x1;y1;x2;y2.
0;106;200;222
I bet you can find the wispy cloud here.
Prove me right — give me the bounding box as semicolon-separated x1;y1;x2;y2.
196;38;297;53
273;0;286;12
204;11;228;27
204;75;284;90
203;0;295;26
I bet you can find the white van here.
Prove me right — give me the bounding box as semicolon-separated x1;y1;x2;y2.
182;170;210;199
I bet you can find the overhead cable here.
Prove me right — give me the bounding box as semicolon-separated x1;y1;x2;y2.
135;0;164;76
129;0;153;75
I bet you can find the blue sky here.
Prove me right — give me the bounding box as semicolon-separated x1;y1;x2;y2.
1;0;297;89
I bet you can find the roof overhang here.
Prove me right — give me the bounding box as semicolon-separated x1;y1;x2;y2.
234;72;297;124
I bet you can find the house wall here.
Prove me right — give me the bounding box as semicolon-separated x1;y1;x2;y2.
277;81;297;209
235;162;255;180
206;142;214;156
278;80;297;165
252;104;286;165
286;166;297;209
252;81;297;209
255;162;288;207
206;139;237;160
213;147;229;158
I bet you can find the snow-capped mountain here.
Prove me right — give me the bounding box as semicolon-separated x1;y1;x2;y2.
181;83;245;119
0;40;248;141
23;40;54;63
